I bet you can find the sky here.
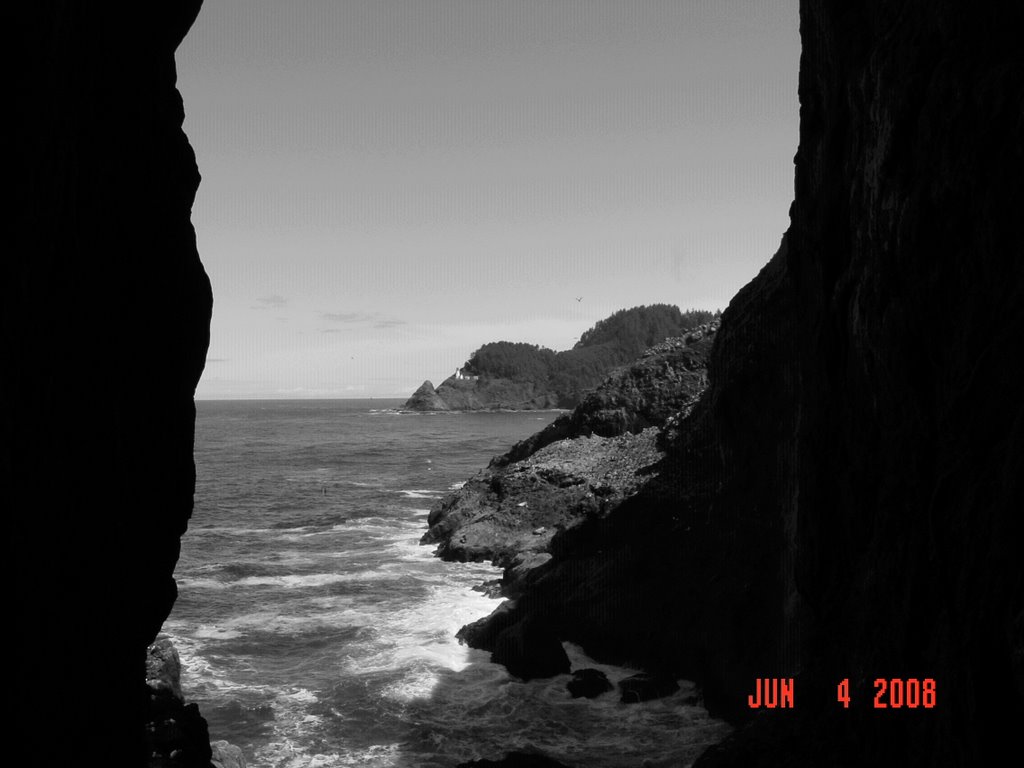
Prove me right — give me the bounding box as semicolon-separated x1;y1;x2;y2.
177;0;800;399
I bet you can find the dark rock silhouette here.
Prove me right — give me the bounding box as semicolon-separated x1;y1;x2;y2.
8;2;212;765
145;637;216;767
566;668;613;699
492;617;571;681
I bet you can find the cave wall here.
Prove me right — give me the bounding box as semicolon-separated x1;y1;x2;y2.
6;2;210;765
700;0;1023;763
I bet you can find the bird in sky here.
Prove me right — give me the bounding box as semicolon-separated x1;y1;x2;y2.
575;296;583;302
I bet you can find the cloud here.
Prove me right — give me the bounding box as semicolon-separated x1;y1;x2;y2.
322;311;376;323
254;294;288;308
321;311;406;329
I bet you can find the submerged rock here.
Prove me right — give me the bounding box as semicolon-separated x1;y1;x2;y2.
566;668;613;699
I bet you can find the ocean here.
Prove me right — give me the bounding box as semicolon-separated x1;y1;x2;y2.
165;399;730;768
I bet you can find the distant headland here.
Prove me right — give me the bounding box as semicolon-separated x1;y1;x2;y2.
404;305;720;411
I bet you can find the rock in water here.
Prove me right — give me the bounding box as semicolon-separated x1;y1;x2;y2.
404;380;451;411
210;741;247;768
566;668;613;699
492;618;571;680
146;635;184;701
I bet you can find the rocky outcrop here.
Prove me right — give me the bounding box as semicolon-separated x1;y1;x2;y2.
425;428;660;576
144;636;246;767
497;329;715;464
422;332;715;594
492;617;572;680
145;637;215;767
405;375;562;411
8;3;212;765
432;2;1023;765
209;743;246;768
405;380;451;411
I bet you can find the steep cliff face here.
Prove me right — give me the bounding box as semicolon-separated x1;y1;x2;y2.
8;3;212;765
701;1;1023;762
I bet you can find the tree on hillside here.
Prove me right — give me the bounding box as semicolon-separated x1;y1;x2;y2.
460;305;719;406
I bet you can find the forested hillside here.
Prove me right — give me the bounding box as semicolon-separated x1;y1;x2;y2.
457;306;717;405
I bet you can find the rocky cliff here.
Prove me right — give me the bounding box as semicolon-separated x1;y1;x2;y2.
8;3;212;766
423;330;716;592
426;2;1023;765
423;375;563;411
406;380;452;411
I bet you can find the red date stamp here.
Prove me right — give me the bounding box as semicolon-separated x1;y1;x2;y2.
839;678;936;708
747;677;795;708
747;678;937;709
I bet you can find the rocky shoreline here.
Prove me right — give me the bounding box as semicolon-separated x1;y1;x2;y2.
423;326;717;602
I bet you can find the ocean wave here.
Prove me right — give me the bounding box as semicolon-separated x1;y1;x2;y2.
178;570;398;591
398;489;442;499
190;525;306;535
235;571;396;589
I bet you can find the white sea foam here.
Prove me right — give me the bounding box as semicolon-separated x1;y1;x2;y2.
177;577;230;590
398;489;441;499
160;628;258;696
193;625;243;640
233;571;395;589
341;555;506;702
191;525;311;535
179;569;397;591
